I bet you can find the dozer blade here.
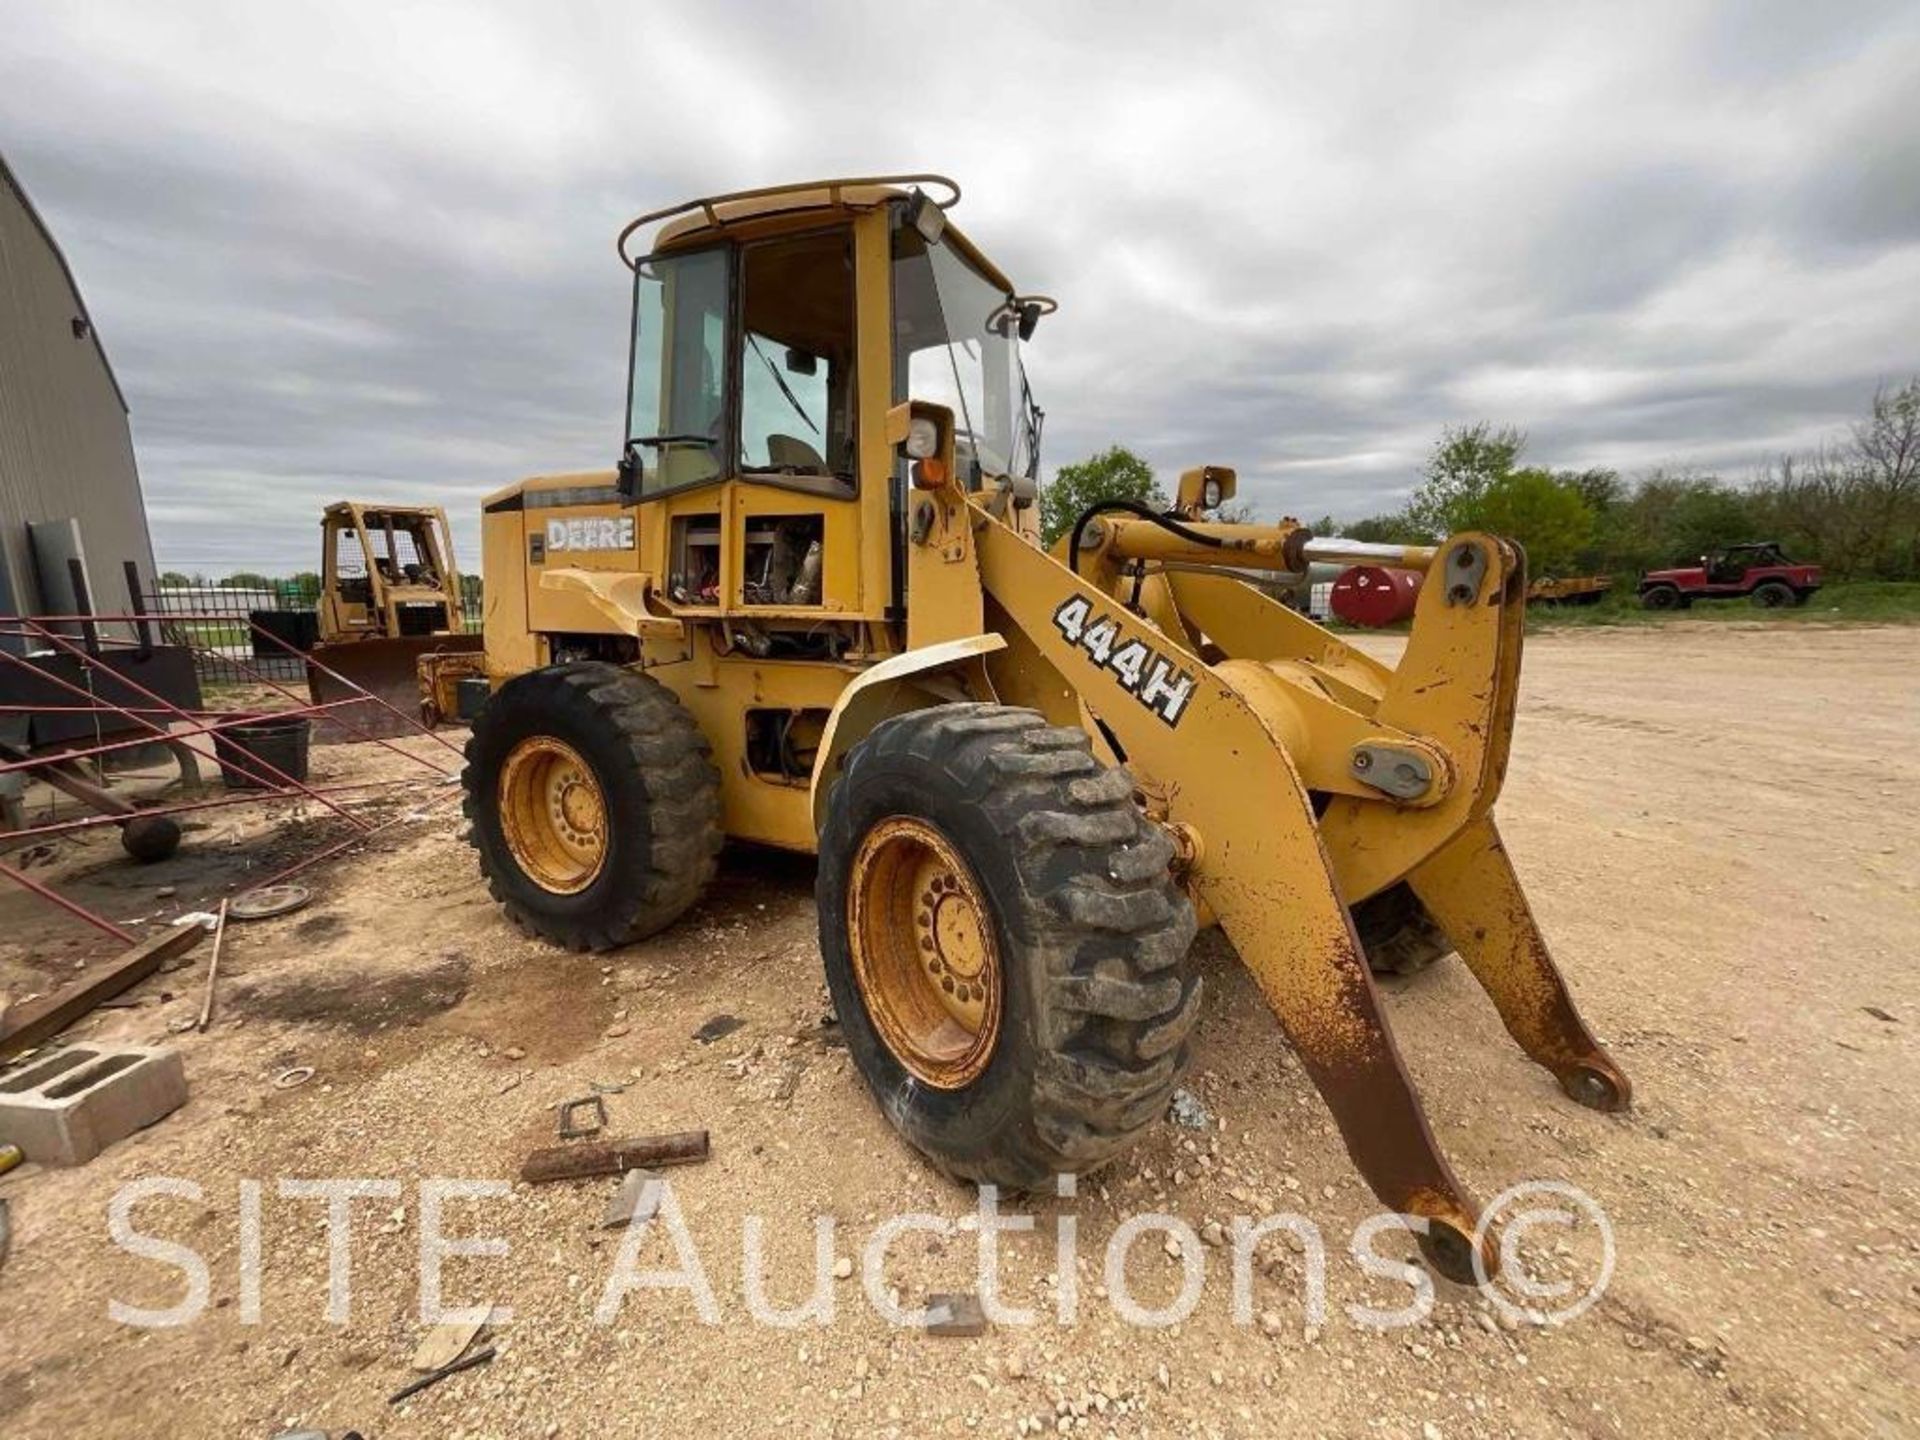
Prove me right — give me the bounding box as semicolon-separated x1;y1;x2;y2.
306;636;482;742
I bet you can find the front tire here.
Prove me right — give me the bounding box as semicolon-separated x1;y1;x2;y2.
464;662;721;951
1640;585;1681;611
818;704;1200;1188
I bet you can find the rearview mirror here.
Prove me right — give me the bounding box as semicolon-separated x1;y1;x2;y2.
784;348;818;376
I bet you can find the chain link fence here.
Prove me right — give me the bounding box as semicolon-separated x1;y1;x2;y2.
140;578;482;686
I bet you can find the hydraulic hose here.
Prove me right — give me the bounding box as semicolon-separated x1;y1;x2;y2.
1066;499;1225;578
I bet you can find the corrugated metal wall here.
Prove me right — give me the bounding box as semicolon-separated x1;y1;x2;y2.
0;155;157;617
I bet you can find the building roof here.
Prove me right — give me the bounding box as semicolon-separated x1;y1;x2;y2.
0;148;130;414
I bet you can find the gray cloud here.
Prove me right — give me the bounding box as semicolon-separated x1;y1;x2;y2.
2;0;1916;572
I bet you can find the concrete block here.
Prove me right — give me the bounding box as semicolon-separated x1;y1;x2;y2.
0;1044;187;1166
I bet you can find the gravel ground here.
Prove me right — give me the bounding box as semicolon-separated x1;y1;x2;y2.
0;622;1914;1439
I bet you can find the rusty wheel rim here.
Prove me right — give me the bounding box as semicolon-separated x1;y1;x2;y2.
498;736;607;894
847;816;1002;1089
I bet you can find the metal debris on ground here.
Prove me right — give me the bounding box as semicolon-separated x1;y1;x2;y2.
410;1310;491;1372
388;1344;496;1405
0;1143;22;1177
693;1013;745;1044
1167;1086;1211;1131
195;899;230;1032
557;1094;608;1139
230;884;314;922
923;1292;988;1337
601;1168;664;1229
520;1129;710;1184
272;1066;316;1090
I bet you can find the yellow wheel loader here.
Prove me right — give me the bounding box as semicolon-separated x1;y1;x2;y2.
461;176;1631;1281
307;501;481;734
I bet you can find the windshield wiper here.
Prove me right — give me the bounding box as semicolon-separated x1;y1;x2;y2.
745;334;822;436
627;432;715;448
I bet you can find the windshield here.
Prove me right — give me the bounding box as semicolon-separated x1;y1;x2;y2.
892;225;1041;480
627;248;727;494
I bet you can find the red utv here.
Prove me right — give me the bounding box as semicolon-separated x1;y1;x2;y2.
1638;542;1822;611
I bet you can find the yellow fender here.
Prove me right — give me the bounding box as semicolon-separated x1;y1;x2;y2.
808;634;1005;837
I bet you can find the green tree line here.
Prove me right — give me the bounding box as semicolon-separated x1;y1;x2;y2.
1317;379;1920;580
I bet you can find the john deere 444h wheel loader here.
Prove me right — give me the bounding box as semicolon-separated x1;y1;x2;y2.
460;175;1631;1282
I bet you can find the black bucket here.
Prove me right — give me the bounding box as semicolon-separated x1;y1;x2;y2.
214;714;313;790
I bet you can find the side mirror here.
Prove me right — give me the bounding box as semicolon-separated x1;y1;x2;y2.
616;441;644;498
1018;302;1042;341
906;188;946;243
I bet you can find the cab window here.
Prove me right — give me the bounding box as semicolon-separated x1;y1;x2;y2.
628;247;728;495
737;230;856;490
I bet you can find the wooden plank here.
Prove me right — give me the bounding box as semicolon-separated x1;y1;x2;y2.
0;924;206;1060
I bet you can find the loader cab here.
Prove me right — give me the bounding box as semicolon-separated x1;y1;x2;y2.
318;502;463;643
615;180;1044;627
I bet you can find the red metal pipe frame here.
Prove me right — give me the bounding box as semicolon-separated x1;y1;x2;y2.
1;609;466;760
0;697;382;776
0;602;467;947
0;859;136;946
5;775;441;844
2;625;374;829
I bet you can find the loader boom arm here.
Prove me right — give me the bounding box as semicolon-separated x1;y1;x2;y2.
972;506;1629;1279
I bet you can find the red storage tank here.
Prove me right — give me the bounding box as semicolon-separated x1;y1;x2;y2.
1330;565;1422;627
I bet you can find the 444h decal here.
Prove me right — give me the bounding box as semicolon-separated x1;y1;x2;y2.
1051;596;1197;728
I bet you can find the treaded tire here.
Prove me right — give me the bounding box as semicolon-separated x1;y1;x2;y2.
1353;881;1454;978
1640;586;1680;611
464;662;720;951
818;703;1200;1189
1750;580;1794;609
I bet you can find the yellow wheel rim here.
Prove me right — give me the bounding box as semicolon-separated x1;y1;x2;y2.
847;816;1002;1089
497;736;607;894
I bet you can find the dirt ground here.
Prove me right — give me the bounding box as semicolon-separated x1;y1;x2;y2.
0;623;1914;1439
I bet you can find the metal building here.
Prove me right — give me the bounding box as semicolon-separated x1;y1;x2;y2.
0;150;158;623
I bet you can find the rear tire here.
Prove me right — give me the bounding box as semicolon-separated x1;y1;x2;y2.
818;704;1200;1188
1751;580;1793;609
464;662;721;951
1353;882;1453;977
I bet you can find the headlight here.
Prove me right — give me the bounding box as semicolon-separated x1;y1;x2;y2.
905;416;940;460
1202;477;1222;510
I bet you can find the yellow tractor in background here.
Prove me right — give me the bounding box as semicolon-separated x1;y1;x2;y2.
459;176;1631;1281
307;501;481;732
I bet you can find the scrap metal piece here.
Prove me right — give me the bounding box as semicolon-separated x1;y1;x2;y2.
230;884;313;922
557;1094;608;1139
195;899;229;1032
600;1168;663;1229
923;1292;988;1337
520;1130;710;1184
388;1344;496;1405
273;1066;316;1090
693;1013;745;1045
411;1311;489;1372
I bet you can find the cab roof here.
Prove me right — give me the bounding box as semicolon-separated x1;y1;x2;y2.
616;173;1014;294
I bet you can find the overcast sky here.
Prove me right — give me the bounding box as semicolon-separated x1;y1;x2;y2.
3;0;1917;573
